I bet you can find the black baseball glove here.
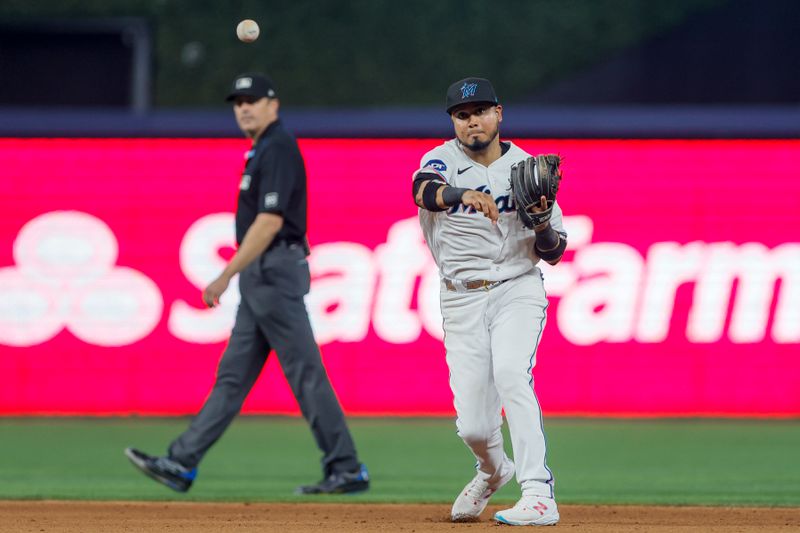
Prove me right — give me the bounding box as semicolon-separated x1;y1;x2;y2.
509;154;562;228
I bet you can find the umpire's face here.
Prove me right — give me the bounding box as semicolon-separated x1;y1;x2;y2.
233;95;279;139
451;103;503;152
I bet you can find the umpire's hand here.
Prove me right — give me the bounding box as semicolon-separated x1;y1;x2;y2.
203;275;231;308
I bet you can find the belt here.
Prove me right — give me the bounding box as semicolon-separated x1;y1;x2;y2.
444;278;506;292
269;237;310;255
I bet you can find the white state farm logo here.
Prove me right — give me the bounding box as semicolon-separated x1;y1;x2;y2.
170;214;799;346
0;211;162;347
2;211;799;347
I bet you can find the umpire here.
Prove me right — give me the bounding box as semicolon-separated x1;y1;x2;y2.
125;73;369;495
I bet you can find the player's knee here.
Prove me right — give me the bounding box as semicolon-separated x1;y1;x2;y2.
457;427;492;449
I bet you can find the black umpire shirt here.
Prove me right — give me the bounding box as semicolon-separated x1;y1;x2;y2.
235;119;307;246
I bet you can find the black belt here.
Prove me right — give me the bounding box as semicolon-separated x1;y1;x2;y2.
269;237;309;255
272;237;301;247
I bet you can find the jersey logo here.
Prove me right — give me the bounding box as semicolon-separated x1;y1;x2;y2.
457;166;472;175
460;82;478;99
240;174;251;190
423;159;447;173
264;192;278;208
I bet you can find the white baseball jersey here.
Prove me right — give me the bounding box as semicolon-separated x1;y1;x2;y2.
415;139;566;282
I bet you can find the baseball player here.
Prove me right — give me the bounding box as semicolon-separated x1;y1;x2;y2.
125;73;369;496
412;77;566;526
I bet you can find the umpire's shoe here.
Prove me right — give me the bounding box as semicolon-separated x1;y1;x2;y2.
124;447;197;493
295;463;370;495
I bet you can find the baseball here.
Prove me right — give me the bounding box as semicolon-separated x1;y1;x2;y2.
236;19;259;43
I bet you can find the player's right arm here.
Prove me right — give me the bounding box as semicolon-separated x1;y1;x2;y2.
413;177;499;223
411;154;498;222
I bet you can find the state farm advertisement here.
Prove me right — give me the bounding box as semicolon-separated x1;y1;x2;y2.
1;138;798;416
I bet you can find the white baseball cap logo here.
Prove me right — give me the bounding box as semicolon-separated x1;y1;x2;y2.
235;77;253;89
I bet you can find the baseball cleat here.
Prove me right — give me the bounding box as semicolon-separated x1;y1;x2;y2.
294;463;370;495
124;447;197;493
451;458;515;522
494;495;559;526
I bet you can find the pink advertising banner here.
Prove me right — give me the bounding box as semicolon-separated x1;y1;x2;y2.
1;138;798;416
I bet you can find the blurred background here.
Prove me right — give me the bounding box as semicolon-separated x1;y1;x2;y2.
2;0;799;135
0;0;798;506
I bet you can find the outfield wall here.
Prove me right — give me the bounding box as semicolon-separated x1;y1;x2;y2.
1;138;798;416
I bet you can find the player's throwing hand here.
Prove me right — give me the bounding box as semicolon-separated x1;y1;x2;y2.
461;190;499;223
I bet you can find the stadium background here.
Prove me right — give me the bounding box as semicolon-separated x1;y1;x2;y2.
1;0;799;529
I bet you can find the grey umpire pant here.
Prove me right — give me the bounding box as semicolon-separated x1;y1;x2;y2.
168;242;360;476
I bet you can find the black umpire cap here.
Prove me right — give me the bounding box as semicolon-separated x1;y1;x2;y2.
225;73;277;101
445;77;499;114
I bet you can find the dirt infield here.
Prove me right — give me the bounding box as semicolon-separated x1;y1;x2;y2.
1;501;799;532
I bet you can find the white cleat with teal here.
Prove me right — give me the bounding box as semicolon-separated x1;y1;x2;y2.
451;459;515;522
494;495;560;526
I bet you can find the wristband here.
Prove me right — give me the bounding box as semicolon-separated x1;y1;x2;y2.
535;231;567;262
441;186;469;206
534;224;559;250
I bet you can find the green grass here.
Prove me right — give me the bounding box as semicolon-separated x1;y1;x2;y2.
0;417;798;506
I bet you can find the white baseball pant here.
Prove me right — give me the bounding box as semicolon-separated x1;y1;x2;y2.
440;268;555;497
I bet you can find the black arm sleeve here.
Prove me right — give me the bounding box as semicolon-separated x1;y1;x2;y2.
413;172;447;211
534;227;568;262
534;224;560;250
412;172;444;196
412;172;471;212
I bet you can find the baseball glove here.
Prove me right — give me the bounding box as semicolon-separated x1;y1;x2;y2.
509;154;562;228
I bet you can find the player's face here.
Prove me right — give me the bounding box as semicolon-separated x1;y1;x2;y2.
450;103;503;152
233;96;279;139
